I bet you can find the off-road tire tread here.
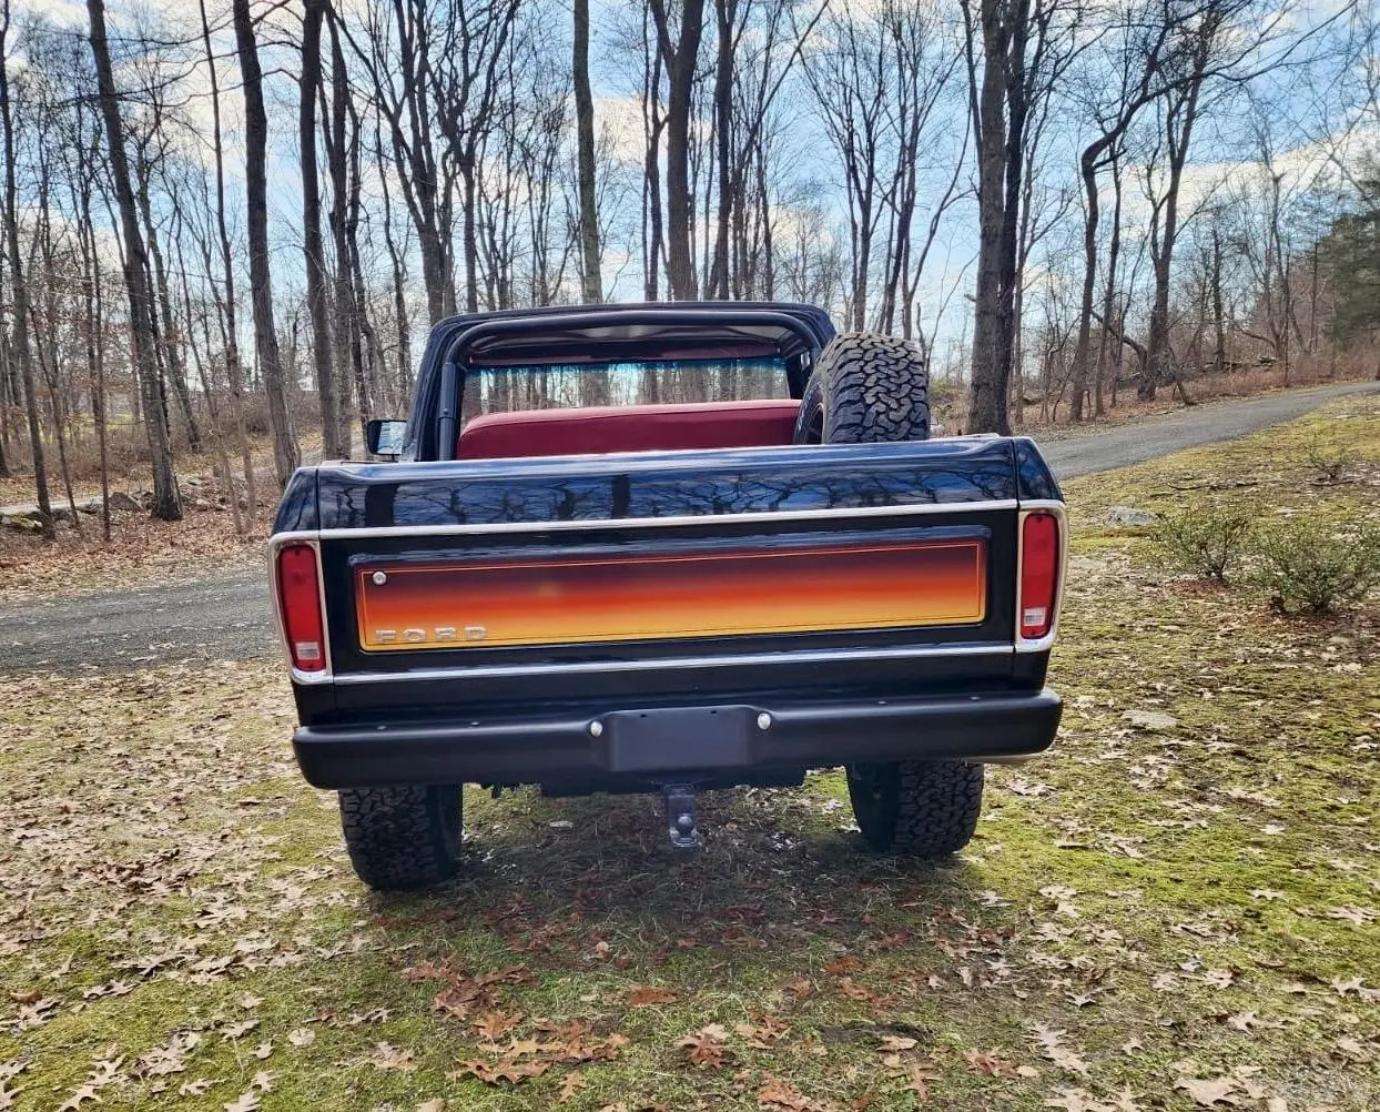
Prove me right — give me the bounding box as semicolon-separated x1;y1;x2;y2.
805;331;931;444
338;785;462;891
848;760;984;857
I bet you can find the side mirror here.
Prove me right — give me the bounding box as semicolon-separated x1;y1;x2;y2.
366;419;406;460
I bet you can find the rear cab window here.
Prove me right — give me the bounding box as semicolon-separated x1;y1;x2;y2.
459;355;791;426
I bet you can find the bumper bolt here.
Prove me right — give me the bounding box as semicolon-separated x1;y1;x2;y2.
756;712;772;731
588;721;604;738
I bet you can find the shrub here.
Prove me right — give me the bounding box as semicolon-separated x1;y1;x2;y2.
1305;441;1354;484
1250;518;1380;615
1152;504;1255;582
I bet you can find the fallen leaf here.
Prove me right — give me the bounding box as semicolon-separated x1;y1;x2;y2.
1224;1011;1257;1033
1174;1075;1239;1106
757;1074;825;1110
677;1024;730;1069
627;985;678;1007
963;1049;1020;1078
474;1010;522;1041
369;1042;417;1073
1032;1026;1089;1075
221;1020;259;1041
452;1057;549;1086
557;1072;587;1103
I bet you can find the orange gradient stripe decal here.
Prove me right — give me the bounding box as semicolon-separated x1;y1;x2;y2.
355;540;987;651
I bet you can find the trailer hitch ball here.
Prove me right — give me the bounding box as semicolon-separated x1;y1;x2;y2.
663;784;701;851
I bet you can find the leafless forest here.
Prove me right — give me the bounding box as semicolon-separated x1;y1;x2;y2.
0;0;1377;536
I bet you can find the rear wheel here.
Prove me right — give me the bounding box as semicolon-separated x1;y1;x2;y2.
846;761;984;856
338;785;462;890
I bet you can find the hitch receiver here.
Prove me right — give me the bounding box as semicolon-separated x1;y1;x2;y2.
662;783;701;851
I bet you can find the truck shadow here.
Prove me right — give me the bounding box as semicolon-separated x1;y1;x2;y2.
367;781;991;970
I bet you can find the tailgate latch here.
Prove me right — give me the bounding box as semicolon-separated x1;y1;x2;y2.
662;783;701;851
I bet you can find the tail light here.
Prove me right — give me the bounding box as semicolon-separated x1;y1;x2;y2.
276;543;326;672
1019;512;1060;640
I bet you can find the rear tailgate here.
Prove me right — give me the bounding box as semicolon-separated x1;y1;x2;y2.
271;436;1062;724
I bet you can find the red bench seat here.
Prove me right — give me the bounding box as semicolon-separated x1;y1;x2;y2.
457;399;801;459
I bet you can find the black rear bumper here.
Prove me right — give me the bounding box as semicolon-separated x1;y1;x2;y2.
292;688;1061;789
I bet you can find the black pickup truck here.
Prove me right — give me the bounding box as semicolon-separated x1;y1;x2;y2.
269;303;1065;890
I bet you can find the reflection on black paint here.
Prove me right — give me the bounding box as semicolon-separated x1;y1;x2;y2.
271;470;319;532
312;438;1046;531
1014;438;1063;501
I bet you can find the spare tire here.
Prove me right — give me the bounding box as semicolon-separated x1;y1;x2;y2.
793;331;931;445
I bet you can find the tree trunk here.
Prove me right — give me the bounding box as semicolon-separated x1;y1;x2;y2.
461;158;480;314
301;0;340;458
232;0;298;485
375;121;412;408
75;166;111;540
1210;224;1225;375
706;0;735;300
138;175;202;453
0;0;53;538
197;0;255;514
328;18;355;456
573;0;602;303
965;0;1014;434
1142;79;1204;403
1068;150;1100;422
87;0;182;521
650;0;706;300
1094;159;1123;416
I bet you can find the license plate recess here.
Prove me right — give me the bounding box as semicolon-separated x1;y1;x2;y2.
602;706;756;773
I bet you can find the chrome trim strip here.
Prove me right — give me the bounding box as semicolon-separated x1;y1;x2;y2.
297;498;1021;542
328;643;1013;686
265;496;1037;685
1013;499;1068;654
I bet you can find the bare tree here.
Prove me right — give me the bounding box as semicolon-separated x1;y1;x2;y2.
86;0;182;520
301;0;340;458
960;0;1081;433
649;0;707;300
802;3;890;330
1140;10;1225;402
0;0;52;536
232;0;297;485
327;14;358;454
1063;0;1195;421
573;0;602;302
197;0;255;512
